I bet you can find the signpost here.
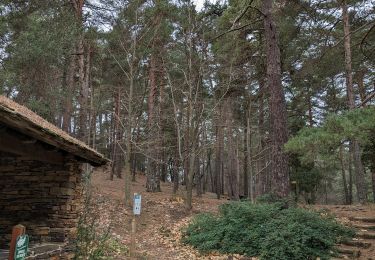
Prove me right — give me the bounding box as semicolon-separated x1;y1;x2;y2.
133;193;141;215
130;193;141;258
8;225;26;260
14;235;29;260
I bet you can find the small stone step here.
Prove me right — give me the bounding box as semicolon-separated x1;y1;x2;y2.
336;246;361;257
341;239;371;249
331;257;350;260
356;232;375;239
352;224;375;230
350;217;375;223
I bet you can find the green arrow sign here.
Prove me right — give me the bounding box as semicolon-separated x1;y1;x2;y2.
14;234;29;260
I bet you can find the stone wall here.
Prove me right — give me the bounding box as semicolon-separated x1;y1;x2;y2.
0;151;83;248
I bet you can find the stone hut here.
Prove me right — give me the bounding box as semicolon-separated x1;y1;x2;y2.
0;96;108;257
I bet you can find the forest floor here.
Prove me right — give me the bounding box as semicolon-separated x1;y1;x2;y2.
90;169;375;260
90;169;241;260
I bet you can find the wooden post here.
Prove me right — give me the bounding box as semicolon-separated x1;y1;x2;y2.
9;224;26;260
130;217;136;258
130;193;141;258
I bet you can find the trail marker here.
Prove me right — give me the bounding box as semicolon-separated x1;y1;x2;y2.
130;193;141;258
8;225;26;260
133;193;141;215
14;235;29;260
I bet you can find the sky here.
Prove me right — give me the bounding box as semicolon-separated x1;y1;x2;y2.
193;0;226;11
193;0;206;10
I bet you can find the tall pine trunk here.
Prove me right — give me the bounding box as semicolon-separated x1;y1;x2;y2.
262;0;289;197
146;53;161;192
243;111;249;198
62;47;76;133
341;1;367;203
78;40;89;141
339;145;350;204
215;107;224;199
110;87;122;180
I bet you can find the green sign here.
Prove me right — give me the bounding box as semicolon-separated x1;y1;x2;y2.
14;234;29;260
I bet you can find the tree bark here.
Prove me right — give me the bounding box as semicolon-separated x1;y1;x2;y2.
195;156;202;197
226;98;239;200
173;155;179;195
215;109;224;199
341;1;367;203
339;145;350;204
185;147;195;210
247;111;254;202
262;0;290;197
146;53;161;192
77;40;90;141
243;121;249;198
62;48;75;133
348;149;353;204
257;79;267;197
111;87;122;180
243;106;249;198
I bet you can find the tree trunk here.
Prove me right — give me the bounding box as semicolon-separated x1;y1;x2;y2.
124;39;137;205
339;145;350;204
262;0;289;197
351;141;367;202
342;1;367;203
215;111;224;199
185;147;195;210
257;79;266;197
131;149;137;182
243;110;249;198
62;48;75;133
77;38;87;141
348;149;353;204
146;53;161;192
247;112;254;202
196;156;202;197
111;87;122;180
173;156;179;195
226;98;239;200
88;81;96;148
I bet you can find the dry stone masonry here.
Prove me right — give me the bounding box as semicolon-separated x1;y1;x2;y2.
0;152;83;246
0;95;108;258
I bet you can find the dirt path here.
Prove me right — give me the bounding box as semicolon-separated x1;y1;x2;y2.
90;170;234;260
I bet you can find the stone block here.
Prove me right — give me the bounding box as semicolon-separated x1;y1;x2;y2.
0;156;82;246
34;227;50;235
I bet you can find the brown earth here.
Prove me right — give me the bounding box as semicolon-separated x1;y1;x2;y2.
90;169;375;260
90;170;241;260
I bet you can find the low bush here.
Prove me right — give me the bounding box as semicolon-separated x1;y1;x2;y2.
182;202;354;260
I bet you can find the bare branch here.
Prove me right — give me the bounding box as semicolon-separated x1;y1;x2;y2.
359;90;375;107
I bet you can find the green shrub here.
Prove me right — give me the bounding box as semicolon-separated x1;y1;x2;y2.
255;193;295;208
182;202;354;260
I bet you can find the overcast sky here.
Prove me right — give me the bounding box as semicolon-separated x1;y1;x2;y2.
192;0;226;11
193;0;206;10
